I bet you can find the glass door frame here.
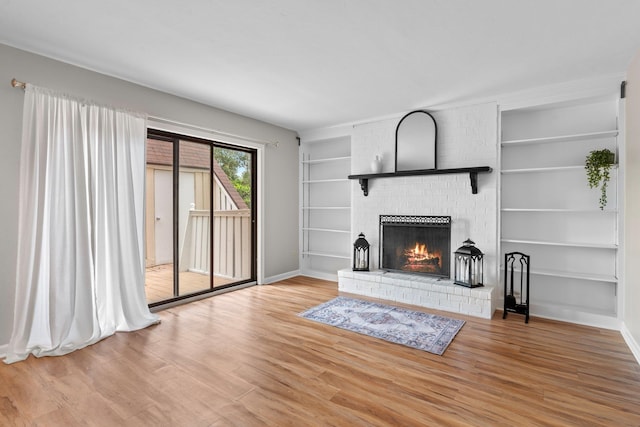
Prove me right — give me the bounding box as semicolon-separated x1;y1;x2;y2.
146;128;257;308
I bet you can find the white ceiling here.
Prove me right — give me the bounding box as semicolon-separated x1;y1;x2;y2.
2;0;640;132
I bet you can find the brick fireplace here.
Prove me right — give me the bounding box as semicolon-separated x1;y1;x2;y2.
339;102;499;319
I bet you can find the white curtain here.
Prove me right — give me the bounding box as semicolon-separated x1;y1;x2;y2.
4;86;159;364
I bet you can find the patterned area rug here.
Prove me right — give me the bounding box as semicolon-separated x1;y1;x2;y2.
299;296;465;355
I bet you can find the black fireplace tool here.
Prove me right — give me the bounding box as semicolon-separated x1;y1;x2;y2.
505;264;517;309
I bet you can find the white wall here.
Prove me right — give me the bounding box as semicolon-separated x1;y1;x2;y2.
0;44;299;347
624;48;640;358
350;103;499;286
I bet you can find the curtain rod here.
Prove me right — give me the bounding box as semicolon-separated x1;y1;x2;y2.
11;78;26;90
10;78;279;147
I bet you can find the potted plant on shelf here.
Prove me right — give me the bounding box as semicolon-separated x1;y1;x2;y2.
585;148;615;210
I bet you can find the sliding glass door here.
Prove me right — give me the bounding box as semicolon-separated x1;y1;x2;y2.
144;130;256;306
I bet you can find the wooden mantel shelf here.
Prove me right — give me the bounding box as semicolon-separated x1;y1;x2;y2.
348;166;493;196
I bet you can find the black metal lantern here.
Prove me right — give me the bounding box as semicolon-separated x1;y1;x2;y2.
353;232;370;271
454;238;484;288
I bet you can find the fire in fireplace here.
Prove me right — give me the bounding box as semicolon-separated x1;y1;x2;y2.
380;215;451;278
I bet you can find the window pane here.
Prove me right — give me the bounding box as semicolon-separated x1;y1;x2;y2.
213;147;252;283
178;141;213;295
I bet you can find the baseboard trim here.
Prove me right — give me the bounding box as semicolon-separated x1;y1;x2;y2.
263;269;300;284
621;323;640;366
300;270;338;282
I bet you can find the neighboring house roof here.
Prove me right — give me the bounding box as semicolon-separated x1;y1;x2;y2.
146;139;249;210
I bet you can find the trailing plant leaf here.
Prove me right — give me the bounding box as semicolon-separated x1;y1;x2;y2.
585;149;614;210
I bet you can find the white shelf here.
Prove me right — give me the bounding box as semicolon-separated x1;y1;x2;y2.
501;238;617;250
301;206;350;210
301;156;351;164
501;130;618;146
501;165;584;174
499;266;617;283
302;227;350;234
531;268;617;283
502;165;618;174
302;251;350;260
302;178;349;184
501;208;618;213
530;301;618;327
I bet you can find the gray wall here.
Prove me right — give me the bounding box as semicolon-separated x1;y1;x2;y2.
624;48;640;347
0;44;299;346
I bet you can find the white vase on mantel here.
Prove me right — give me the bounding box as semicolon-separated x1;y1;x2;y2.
371;155;382;174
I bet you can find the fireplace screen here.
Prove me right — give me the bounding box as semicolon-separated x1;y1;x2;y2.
380;215;451;278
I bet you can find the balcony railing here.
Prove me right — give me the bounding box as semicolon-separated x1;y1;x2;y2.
179;208;251;280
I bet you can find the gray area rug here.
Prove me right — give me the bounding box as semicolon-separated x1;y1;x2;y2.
299;296;465;355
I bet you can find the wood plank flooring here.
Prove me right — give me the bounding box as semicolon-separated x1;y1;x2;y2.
1;276;640;426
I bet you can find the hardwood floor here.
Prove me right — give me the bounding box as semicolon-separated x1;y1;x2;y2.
1;276;639;426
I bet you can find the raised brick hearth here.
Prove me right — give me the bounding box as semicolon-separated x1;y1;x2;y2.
338;269;495;319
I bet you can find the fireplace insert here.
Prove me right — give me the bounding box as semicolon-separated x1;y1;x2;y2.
380;215;451;278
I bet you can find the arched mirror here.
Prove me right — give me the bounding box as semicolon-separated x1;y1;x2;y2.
395;110;437;172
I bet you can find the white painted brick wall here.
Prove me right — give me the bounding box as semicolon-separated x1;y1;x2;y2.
351;103;499;288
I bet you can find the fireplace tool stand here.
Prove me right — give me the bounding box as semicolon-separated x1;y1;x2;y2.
503;252;530;323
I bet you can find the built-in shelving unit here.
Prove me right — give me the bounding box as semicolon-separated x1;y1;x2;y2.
300;136;352;280
500;95;622;328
